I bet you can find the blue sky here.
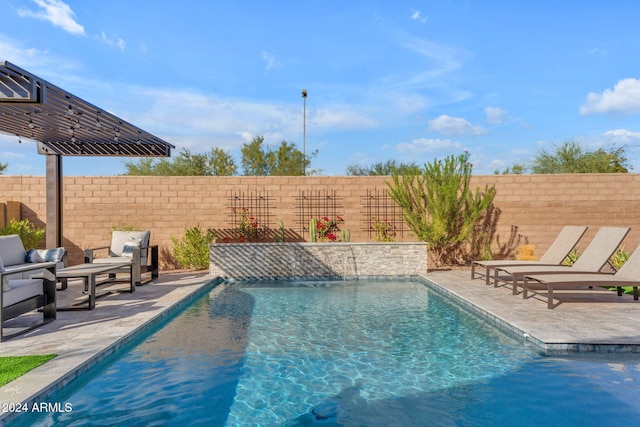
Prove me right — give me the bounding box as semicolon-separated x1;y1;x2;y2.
2;1;640;176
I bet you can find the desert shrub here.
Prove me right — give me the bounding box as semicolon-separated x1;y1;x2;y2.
387;153;496;267
172;225;217;270
610;247;630;270
0;219;45;250
563;248;580;266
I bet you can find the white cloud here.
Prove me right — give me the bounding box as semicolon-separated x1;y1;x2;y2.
428;114;487;136
485;106;507;124
603;129;640;142
410;9;428;24
396;137;460;154
0;35;48;67
580;78;640;115
17;0;85;35
261;51;282;71
97;31;126;51
311;107;376;130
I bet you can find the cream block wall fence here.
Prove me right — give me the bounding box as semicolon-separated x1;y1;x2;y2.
209;242;428;279
1;174;639;267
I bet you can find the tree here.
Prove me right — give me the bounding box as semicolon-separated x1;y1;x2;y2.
123;148;237;176
241;136;313;176
124;136;314;176
494;164;526;175
500;141;630;174
0;162;6;174
387;153;496;267
531;141;629;173
346;160;421;176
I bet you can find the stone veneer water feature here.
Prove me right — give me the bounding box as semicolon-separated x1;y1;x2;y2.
209;242;427;279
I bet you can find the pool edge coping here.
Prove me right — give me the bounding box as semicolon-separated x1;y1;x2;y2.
0;276;222;426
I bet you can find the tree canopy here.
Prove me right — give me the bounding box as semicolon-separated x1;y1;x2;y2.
123;148;237;176
241;136;313;176
530;141;629;173
122;136;313;176
346;160;421;176
499;141;630;174
0;162;6;174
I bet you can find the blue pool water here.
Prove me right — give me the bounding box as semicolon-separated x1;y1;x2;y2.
10;279;640;426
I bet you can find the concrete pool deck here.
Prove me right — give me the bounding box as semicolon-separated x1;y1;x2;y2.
1;269;640;424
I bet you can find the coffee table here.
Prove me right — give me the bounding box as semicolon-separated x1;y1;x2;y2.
56;262;133;310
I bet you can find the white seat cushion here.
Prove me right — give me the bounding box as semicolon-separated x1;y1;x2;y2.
3;279;42;308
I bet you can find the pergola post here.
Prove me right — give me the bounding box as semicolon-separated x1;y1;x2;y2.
45;154;63;248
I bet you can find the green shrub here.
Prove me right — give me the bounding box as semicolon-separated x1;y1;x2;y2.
610;247;631;270
171;225;217;270
387;153;496;266
563;248;580;266
111;222;140;231
0;219;45;250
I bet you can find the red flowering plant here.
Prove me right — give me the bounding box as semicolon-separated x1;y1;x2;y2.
222;208;262;243
310;215;344;242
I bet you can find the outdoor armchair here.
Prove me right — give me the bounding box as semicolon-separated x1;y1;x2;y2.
84;231;159;286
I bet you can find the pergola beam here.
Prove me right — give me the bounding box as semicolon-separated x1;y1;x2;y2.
0;61;175;249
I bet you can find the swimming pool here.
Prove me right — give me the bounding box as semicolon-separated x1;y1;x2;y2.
10;279;640;426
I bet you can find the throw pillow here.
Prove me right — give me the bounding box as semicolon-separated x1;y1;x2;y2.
26;249;46;263
42;247;65;263
122;240;141;258
26;248;65;263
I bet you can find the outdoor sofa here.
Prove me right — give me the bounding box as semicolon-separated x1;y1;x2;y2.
0;234;63;341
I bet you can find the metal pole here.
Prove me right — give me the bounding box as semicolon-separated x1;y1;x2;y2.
302;89;307;176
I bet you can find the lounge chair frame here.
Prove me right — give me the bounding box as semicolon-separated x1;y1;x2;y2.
471;225;588;285
492;226;630;295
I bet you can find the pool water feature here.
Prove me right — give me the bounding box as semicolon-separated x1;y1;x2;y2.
10;279;640;426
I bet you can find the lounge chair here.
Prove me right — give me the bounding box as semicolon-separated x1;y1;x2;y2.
523;243;640;309
471;225;588;285
493;226;630;295
84;231;159;286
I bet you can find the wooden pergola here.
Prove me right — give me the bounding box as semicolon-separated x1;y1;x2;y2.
0;61;174;248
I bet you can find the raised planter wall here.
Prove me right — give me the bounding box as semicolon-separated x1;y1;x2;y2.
209;242;428;279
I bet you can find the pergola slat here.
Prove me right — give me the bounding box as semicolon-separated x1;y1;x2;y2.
0;61;175;248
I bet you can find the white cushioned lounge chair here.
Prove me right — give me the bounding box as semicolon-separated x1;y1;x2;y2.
471;225;588;285
84;231;159;286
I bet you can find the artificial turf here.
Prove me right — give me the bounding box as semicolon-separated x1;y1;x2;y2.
0;355;56;387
